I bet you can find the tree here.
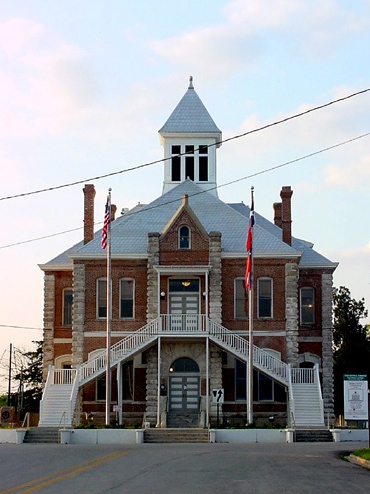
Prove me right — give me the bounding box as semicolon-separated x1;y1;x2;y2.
13;341;43;413
333;286;370;416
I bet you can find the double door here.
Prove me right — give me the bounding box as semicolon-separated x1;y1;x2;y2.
169;293;199;331
169;375;199;412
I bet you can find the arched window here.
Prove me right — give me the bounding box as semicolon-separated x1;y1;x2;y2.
169;357;199;373
179;225;190;249
300;287;315;324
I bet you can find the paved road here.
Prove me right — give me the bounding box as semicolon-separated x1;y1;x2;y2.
0;442;368;493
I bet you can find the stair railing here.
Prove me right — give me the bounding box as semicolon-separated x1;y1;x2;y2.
21;412;30;429
207;319;289;385
39;365;54;425
78;319;159;384
314;364;324;422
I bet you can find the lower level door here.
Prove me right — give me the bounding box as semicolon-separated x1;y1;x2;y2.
169;376;199;412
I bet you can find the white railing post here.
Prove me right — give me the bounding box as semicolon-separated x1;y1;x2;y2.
287;364;296;428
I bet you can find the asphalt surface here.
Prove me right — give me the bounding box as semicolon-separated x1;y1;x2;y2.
0;441;368;494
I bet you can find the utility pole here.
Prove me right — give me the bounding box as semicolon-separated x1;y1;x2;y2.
7;343;12;406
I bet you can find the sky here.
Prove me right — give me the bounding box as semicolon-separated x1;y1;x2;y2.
0;0;369;391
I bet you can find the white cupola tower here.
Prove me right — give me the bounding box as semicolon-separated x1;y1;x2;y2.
159;77;222;196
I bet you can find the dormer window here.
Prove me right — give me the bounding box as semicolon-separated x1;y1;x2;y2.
179;225;190;249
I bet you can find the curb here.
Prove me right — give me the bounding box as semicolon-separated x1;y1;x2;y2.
348;454;370;470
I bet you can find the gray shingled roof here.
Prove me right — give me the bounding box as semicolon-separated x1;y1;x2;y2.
228;203;337;268
42;181;336;269
68;180;299;260
159;78;221;135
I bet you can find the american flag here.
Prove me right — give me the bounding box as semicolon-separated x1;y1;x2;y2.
244;187;254;290
101;196;110;250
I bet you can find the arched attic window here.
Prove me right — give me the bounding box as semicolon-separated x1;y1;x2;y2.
179;225;190;249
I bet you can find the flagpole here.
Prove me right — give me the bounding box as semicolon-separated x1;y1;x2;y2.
247;186;254;425
105;189;112;426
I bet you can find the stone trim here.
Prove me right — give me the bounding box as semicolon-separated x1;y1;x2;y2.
147;233;160;322
321;273;334;418
209;231;222;324
285;262;299;366
42;274;55;384
72;263;85;367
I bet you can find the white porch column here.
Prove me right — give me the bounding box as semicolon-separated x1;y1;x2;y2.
157;337;161;427
117;362;122;425
206;336;209;427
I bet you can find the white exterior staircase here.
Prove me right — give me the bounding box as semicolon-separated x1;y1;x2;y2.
39;316;324;428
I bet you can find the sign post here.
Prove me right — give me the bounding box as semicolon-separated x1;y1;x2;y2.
212;389;224;428
343;374;369;426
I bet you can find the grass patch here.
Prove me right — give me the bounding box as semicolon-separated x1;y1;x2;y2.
352;449;370;461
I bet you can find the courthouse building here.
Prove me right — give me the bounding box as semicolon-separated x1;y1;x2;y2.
39;78;337;428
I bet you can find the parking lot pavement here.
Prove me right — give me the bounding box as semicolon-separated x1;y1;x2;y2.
0;441;368;494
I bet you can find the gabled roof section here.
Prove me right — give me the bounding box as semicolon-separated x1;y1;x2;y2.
159;77;221;136
162;193;209;240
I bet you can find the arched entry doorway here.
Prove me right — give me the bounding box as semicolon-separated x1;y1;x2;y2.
169;357;200;413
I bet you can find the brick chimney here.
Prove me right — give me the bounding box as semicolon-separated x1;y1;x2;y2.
273;202;282;228
111;204;117;222
83;184;95;244
280;186;293;246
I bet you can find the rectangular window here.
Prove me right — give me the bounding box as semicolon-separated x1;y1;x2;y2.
185;156;194;180
96;376;106;401
199;156;208;181
235;359;246;401
234;278;248;319
122;361;134;400
63;289;73;326
171;156;181;181
97;279;107;319
185;145;194;154
258;278;272;318
120;279;134;319
300;287;315;324
258;373;273;401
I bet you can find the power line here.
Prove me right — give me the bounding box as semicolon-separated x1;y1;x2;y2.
1;130;369;250
0;324;42;331
0;87;369;203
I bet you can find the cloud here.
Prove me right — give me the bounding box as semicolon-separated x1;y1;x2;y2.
150;0;369;79
151;25;263;79
0;17;99;137
323;154;370;188
0;18;43;57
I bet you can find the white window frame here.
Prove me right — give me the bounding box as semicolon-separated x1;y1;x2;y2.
170;144;209;183
257;277;273;319
119;278;135;319
96;278;107;319
62;288;73;326
234;278;248;319
300;287;315;324
178;225;191;250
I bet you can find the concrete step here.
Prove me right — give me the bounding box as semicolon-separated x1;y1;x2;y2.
144;428;209;443
167;413;199;428
295;429;333;443
23;427;60;444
